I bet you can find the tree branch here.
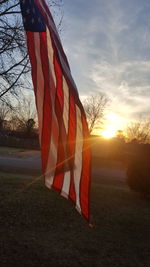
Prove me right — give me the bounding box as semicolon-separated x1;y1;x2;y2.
0;59;29;98
0;54;28;75
0;2;20;17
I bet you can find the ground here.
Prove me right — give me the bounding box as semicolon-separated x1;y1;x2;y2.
0;149;150;266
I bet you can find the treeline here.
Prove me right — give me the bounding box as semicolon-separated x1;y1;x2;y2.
91;136;150;163
0;97;39;149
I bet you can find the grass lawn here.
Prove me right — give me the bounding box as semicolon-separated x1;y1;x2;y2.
0;172;150;267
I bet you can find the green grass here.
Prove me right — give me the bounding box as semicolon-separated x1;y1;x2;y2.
0;172;150;267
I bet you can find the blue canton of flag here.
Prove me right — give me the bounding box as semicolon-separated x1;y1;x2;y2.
20;0;46;32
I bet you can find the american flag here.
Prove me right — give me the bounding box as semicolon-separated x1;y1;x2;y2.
20;0;91;223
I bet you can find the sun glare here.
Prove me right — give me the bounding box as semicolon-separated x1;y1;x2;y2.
101;129;116;139
98;112;126;139
93;112;126;138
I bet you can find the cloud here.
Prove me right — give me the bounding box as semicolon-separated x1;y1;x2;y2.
62;0;150;124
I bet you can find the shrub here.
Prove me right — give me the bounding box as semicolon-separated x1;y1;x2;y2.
127;160;150;195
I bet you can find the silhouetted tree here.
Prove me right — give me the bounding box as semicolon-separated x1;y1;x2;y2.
126;119;150;144
83;93;109;133
10;95;37;136
25;118;36;135
0;0;29;103
116;130;125;142
0;101;10;131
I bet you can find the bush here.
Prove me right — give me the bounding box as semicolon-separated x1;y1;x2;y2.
127;160;150;195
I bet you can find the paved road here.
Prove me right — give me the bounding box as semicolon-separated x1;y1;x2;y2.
0;154;127;180
0;155;42;175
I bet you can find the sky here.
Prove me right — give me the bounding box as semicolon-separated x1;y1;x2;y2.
60;0;150;134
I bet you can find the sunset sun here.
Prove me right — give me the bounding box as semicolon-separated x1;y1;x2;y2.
101;129;116;139
99;112;126;139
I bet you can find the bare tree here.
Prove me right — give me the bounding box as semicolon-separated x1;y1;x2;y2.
0;100;11;131
0;0;63;103
126;119;150;144
10;95;37;135
83;93;109;133
0;0;29;102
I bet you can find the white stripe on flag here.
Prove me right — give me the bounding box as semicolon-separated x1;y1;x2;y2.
44;102;59;188
61;171;70;199
62;77;69;133
45;137;58;188
34;32;44;144
46;27;56;88
59;77;70;196
74;105;83;213
44;48;59;188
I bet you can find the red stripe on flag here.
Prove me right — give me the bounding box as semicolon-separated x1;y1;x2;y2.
80;114;91;222
52;55;65;191
68;92;76;202
67;92;76;164
54;56;63;109
69;170;76;203
39;32;52;173
52;136;65;192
